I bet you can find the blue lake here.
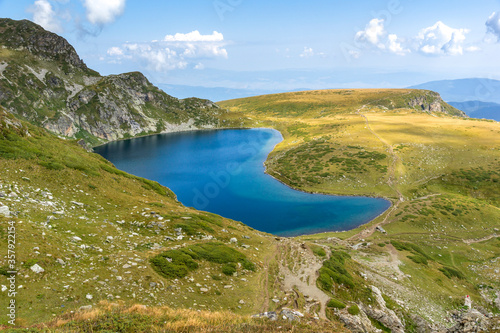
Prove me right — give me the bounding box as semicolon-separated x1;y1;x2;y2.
95;129;391;237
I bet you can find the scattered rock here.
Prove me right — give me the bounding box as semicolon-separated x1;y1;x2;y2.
30;264;44;273
239;299;245;304
56;258;66;266
376;226;387;233
230;238;237;244
79;305;92;311
0;205;10;217
446;309;500;333
72;236;82;241
86;294;93;300
281;308;304;321
252;311;278;321
200;288;209;293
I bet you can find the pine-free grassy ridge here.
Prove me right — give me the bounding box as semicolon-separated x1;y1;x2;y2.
218;89;500;325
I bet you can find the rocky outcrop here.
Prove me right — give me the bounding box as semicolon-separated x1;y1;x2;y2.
407;90;466;116
443;309;500;333
0;18;89;71
361;286;405;333
337;308;381;333
0;19;224;145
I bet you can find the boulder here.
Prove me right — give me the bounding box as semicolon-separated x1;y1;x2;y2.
0;205;10;217
30;264;44;273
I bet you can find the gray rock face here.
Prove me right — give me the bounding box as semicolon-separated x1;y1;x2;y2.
445;309;500;333
362;286;404;333
0;18;88;70
0;18;224;146
407;91;466;116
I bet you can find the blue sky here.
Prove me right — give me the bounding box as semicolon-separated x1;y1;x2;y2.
1;0;500;99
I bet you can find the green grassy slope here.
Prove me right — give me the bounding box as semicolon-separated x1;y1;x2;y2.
1;108;339;330
219;89;500;325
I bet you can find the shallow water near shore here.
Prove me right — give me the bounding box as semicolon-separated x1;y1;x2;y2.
95;128;390;236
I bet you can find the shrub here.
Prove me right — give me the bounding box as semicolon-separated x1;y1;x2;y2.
222;263;237;276
439;266;465;280
408;255;428;265
150;242;255;279
347;304;360;315
310;244;327;257
327;298;346;309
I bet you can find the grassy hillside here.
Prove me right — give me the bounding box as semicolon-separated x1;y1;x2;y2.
219;89;500;326
0;108;349;331
1;86;499;332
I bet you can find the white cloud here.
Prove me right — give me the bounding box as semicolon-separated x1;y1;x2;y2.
355;18;386;49
83;0;126;26
387;34;408;55
355;19;408;55
107;46;123;56
465;46;480;52
164;31;224;42
299;47;314;58
486;12;500;41
29;0;62;33
108;31;228;72
416;21;469;56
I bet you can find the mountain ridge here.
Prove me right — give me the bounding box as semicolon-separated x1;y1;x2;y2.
0;18;224;146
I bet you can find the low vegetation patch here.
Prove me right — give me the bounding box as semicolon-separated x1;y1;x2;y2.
150;242;255;279
327;298;346;309
439;266;465;280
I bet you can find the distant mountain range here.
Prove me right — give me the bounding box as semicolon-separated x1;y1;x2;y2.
158;84;307;102
409;78;500;121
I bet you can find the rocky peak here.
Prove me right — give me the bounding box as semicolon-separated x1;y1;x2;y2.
407;90;466;116
0;18;89;72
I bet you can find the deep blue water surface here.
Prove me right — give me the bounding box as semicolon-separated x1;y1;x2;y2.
95;129;390;236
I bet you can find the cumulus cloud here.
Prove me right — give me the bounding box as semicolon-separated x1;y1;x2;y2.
355;18;386;49
164;31;224;42
83;0;126;26
299;47;314;58
29;0;62;33
107;31;228;72
107;46;124;56
353;18;475;57
486;12;500;41
355;19;409;55
416;21;469;56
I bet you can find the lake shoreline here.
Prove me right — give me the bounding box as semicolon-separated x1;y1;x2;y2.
96;127;393;238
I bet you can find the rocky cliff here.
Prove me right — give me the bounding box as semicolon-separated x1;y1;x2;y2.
406;90;465;115
0;18;223;145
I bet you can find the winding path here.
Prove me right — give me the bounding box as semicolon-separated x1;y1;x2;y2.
348;107;404;241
